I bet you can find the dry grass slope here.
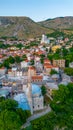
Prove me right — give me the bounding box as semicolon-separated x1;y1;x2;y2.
38;16;73;30
0;17;53;39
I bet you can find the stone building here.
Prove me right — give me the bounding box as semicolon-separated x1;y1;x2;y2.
53;59;65;68
14;66;44;114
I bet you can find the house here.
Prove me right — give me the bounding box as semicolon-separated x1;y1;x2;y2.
8;69;13;77
51;74;60;81
69;62;73;68
53;59;65;68
28;66;36;76
46;82;58;96
35;62;43;73
21;60;29;68
34;56;40;62
44;59;51;64
0;88;10;98
62;74;71;82
44;64;53;75
52;66;59;72
31;75;43;82
52;45;61;53
0;67;7;75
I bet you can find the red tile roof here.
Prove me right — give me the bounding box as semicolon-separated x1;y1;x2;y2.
32;75;43;80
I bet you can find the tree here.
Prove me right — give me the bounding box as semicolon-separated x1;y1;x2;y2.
3;59;10;68
15;55;21;63
0;99;18;111
0;110;21;130
22;54;27;60
16;43;24;49
0;99;31;130
50;69;58;75
30;60;34;65
16;109;31;123
41;85;46;96
0;97;5;102
64;67;73;76
8;56;15;64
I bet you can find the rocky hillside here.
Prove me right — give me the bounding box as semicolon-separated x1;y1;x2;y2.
38;16;73;29
0;17;53;39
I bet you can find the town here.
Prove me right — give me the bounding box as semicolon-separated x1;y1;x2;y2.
0;31;73;129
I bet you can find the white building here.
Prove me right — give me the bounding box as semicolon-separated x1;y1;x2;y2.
21;61;28;68
41;34;50;44
69;62;73;68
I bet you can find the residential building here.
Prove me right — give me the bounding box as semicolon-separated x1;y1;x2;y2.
52;45;61;53
28;66;36;76
46;82;58;96
53;59;65;68
31;75;43;82
69;62;73;68
0;67;7;75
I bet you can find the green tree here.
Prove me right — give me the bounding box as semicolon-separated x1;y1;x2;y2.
64;67;73;76
0;99;18;111
16;43;24;49
15;55;21;63
30;60;34;65
8;56;15;64
17;109;31;123
0;99;31;130
22;54;27;60
50;69;58;75
41;85;46;96
0;110;21;130
3;59;10;68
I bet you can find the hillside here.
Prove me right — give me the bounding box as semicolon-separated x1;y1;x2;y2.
38;16;73;30
0;17;53;39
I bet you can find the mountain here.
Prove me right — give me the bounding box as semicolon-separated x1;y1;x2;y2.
38;16;73;29
0;17;53;39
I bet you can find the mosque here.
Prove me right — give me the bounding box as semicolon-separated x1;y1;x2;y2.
14;83;44;114
14;67;44;114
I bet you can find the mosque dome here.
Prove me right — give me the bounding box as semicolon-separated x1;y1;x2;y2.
32;84;41;95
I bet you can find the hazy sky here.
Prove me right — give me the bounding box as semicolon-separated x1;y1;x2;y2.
0;0;73;21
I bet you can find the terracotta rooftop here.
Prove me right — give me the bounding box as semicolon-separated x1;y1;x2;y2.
28;66;35;70
44;64;53;68
0;67;6;69
32;75;43;80
44;59;51;63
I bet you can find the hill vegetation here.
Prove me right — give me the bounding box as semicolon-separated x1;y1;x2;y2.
0;17;53;39
38;16;73;30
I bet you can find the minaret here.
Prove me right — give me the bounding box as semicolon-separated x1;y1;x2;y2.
27;67;33;114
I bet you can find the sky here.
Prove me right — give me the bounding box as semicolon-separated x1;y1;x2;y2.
0;0;73;22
